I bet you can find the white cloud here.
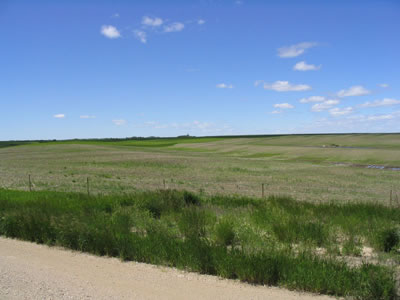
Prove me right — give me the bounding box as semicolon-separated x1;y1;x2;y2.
198;19;205;25
271;110;282;114
379;83;389;88
112;119;126;126
274;103;294;109
254;80;263;87
258;80;311;92
100;25;121;39
359;98;400;108
337;85;370;97
299;96;325;103
311;100;340;112
293;61;321;71
164;22;185;32
80;115;96;119
329;107;353;116
111;13;119;18
216;83;234;89
277;42;317;58
53;114;65;119
142;16;163;27
134;30;147;43
367;114;394;121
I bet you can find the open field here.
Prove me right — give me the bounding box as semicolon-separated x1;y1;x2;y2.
0;134;399;204
1;134;400;298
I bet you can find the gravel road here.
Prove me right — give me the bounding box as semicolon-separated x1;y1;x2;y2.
0;237;334;300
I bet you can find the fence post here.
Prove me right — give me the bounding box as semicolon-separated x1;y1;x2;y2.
163;179;166;189
87;177;90;196
262;183;264;198
390;189;393;207
29;174;32;192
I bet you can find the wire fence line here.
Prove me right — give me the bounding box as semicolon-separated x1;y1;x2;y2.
6;173;399;208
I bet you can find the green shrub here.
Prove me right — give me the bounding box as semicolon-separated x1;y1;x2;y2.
183;191;201;206
377;227;400;253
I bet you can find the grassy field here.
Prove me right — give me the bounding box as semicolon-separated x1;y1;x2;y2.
0;134;399;204
0;188;398;299
1;134;400;298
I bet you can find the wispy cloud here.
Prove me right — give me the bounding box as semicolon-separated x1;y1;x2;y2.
216;83;234;89
142;16;163;27
133;30;147;44
311;100;340;112
366;114;394;121
299;96;325;103
293;61;321;71
112;119;126;126
134;30;147;43
274;103;294;109
378;83;389;88
141;120;232;134
277;42;317;58
359;98;400;108
53;114;65;119
80;115;96;119
111;13;119;18
100;25;121;39
256;80;311;92
295;111;400;134
329;107;353;116
337;85;370;97
270;110;282;114
164;22;185;32
197;19;205;25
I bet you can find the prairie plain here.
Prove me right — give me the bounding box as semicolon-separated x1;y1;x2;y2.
0;134;399;204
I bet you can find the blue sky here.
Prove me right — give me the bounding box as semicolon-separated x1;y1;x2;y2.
1;0;399;140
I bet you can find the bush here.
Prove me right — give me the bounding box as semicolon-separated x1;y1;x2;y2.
183;191;201;206
377;227;400;253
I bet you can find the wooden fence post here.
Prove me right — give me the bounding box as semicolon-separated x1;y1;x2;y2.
163;179;166;189
262;183;264;198
29;174;32;192
87;177;90;196
390;189;393;207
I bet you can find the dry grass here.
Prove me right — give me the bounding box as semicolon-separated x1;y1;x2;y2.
0;134;399;204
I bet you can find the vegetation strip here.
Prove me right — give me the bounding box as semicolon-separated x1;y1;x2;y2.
0;189;398;299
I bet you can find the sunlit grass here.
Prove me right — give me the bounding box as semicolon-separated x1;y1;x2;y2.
0;188;398;299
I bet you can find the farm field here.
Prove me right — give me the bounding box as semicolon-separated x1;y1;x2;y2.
0;134;399;204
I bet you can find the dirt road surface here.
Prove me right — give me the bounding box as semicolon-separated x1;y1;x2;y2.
0;237;334;300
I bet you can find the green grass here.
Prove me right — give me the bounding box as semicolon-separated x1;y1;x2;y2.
31;137;226;148
0;141;33;148
0;188;398;299
2;134;400;204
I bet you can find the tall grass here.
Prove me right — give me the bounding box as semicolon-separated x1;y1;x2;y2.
0;188;398;299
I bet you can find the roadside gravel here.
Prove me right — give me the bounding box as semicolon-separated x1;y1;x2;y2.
0;237;335;300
